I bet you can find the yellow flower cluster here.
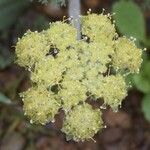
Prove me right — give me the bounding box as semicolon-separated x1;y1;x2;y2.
15;31;49;67
20;86;60;124
112;37;142;73
62;103;103;142
15;12;143;141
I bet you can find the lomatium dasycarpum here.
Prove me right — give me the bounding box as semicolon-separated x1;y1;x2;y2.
15;12;143;142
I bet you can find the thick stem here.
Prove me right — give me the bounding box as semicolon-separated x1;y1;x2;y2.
68;0;81;40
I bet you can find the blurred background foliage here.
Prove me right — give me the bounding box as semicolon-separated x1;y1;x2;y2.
36;0;66;5
112;0;150;122
0;0;150;149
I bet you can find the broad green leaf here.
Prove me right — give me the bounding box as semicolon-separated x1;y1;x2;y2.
143;37;150;48
142;94;150;121
133;61;150;93
112;0;146;42
0;92;11;104
134;74;150;93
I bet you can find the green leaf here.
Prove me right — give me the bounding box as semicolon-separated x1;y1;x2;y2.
143;37;150;48
142;94;150;121
0;92;11;104
133;61;150;94
134;74;150;93
112;0;146;42
0;0;30;30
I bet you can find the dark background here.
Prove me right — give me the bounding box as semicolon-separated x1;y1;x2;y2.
0;0;150;150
